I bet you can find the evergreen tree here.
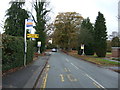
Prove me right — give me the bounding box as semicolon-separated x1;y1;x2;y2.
94;12;107;57
4;1;29;37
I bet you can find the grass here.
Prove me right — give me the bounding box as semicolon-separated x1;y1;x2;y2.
106;52;112;55
68;51;119;66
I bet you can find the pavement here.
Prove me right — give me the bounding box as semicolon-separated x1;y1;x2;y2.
2;55;49;88
42;52;119;88
103;58;120;71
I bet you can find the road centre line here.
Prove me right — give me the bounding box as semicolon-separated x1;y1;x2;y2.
85;74;106;89
66;58;69;62
71;63;79;70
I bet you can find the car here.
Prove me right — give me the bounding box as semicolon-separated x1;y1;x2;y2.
52;48;57;52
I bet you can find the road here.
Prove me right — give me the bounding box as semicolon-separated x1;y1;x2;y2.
38;51;119;89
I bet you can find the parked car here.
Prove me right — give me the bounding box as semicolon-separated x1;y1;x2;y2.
52;48;57;52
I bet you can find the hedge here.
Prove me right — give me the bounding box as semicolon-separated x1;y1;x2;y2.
2;34;34;71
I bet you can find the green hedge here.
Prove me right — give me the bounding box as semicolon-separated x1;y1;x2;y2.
2;34;34;71
84;44;94;55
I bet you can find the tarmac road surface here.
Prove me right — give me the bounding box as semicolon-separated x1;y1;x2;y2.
40;51;119;89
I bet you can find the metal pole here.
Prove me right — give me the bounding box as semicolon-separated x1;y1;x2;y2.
38;47;40;54
24;19;27;66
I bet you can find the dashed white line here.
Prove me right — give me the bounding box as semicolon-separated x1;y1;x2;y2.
71;63;79;70
66;58;69;62
85;74;106;89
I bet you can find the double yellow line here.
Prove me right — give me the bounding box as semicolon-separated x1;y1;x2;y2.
41;65;50;89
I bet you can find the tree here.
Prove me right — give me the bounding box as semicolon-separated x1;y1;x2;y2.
4;1;29;37
53;12;83;51
107;40;112;52
94;12;107;57
31;0;50;53
78;18;94;55
111;36;120;47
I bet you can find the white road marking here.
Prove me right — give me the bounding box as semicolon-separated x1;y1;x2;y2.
64;68;68;72
60;74;64;82
86;74;106;89
68;68;71;72
67;74;77;82
66;58;69;62
71;63;79;70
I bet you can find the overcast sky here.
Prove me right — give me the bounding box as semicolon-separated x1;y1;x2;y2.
0;0;119;35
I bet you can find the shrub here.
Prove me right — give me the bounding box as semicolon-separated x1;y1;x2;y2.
26;40;34;64
111;37;120;47
84;44;94;55
78;47;83;55
2;34;34;71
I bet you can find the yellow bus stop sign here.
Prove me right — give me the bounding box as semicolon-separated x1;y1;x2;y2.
27;34;39;38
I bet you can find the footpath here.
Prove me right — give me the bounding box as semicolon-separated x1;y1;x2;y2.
2;55;49;88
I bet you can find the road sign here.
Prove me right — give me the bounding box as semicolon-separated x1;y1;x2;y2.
26;19;33;27
27;34;39;38
37;41;41;47
81;44;84;49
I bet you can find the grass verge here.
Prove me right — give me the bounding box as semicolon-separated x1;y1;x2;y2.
67;51;119;67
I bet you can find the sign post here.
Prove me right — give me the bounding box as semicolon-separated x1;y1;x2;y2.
37;41;41;54
24;19;33;66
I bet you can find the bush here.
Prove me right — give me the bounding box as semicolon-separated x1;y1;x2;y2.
77;47;83;55
26;40;34;64
2;34;34;71
84;44;94;55
111;37;120;47
95;46;106;57
107;40;112;52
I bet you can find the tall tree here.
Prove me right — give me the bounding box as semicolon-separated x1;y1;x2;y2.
4;1;29;37
78;18;94;55
53;12;83;50
94;12;107;57
32;0;50;53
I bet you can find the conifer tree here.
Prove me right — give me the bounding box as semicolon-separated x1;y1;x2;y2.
94;12;107;57
4;1;29;37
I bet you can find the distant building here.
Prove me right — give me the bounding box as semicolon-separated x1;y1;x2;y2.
118;1;120;37
108;31;118;40
112;31;118;37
